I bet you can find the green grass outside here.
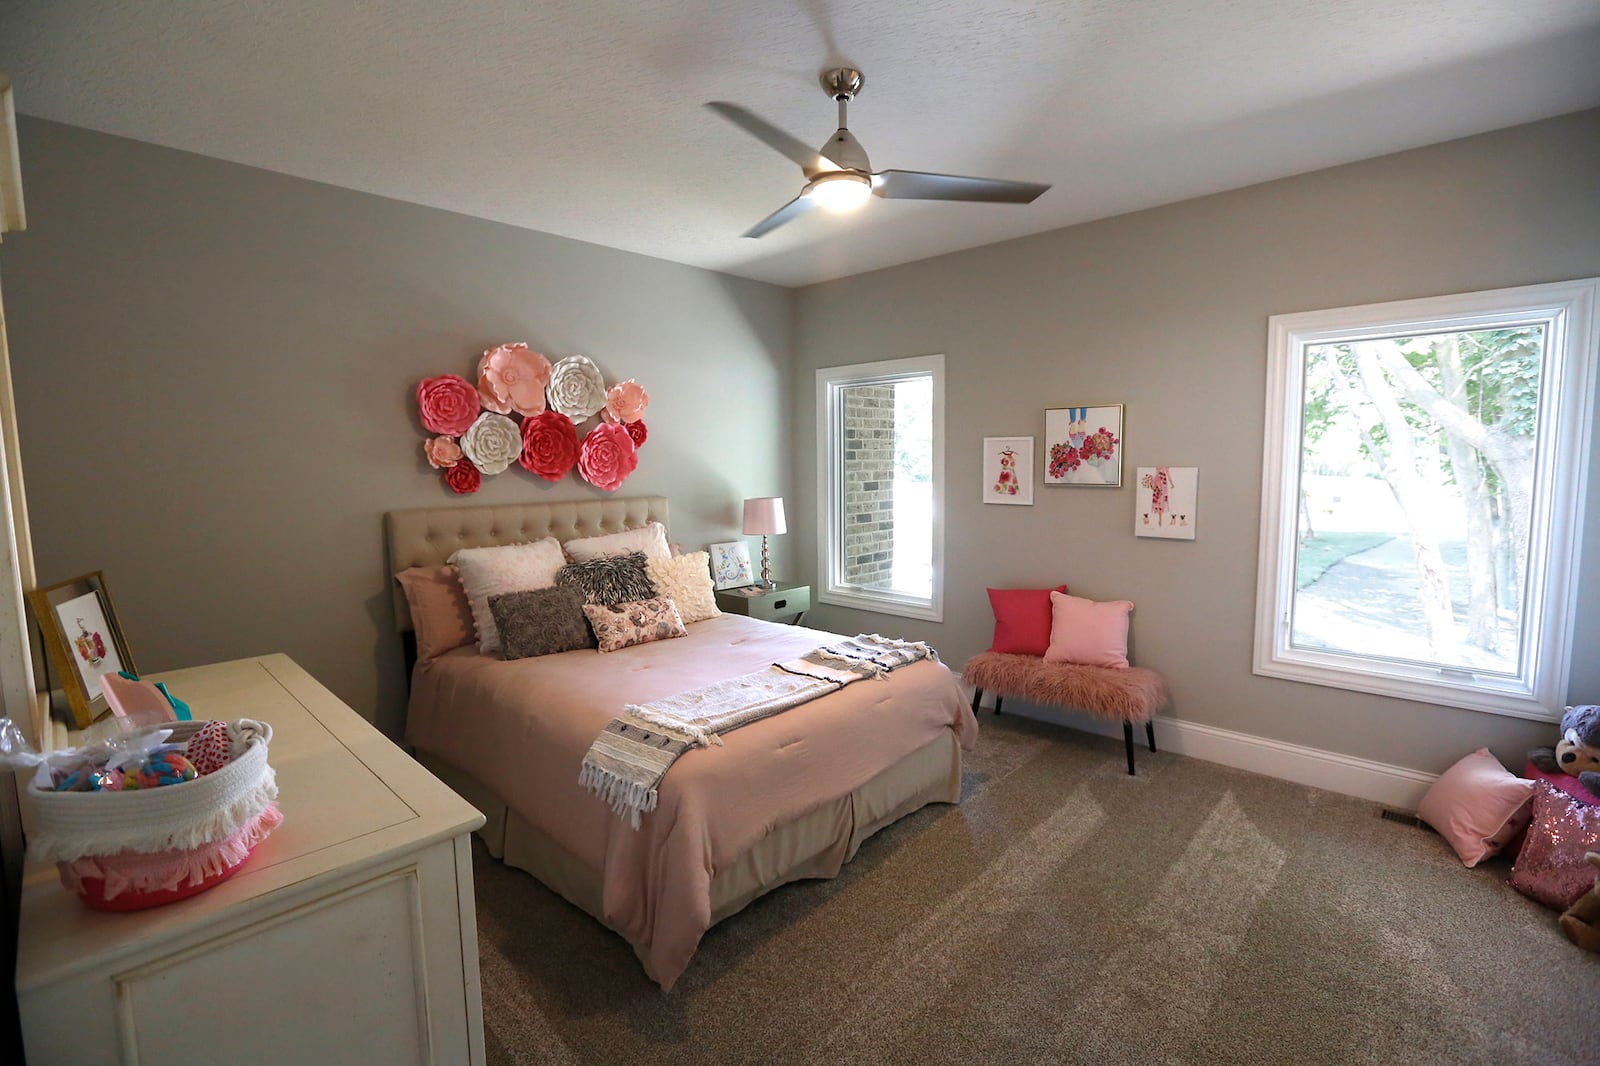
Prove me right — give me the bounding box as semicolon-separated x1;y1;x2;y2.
1296;532;1396;589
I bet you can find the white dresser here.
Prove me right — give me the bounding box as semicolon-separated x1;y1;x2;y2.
15;654;487;1065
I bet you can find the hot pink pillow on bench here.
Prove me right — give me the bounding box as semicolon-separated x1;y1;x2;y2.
1045;591;1133;669
987;585;1068;656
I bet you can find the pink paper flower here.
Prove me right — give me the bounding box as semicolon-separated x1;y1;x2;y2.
624;419;647;448
577;422;639;492
604;379;649;424
423;436;463;469
444;458;481;495
519;410;580;482
477;343;551;417
417;374;480;436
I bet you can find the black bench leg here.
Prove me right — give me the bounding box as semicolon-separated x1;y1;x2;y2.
970;686;982;715
993;694;1004;715
1123;721;1136;775
1146;720;1156;753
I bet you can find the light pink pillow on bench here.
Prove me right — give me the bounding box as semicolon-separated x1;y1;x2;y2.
1418;748;1536;867
1044;591;1133;669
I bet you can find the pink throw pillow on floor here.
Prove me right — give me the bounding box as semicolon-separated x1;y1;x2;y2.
1044;591;1133;669
395;565;476;663
987;585;1068;656
1416;748;1536;867
1508;782;1600;909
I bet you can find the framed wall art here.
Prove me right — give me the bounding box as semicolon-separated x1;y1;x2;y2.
26;570;138;729
982;437;1034;505
708;541;754;590
1044;405;1123;487
1136;466;1198;539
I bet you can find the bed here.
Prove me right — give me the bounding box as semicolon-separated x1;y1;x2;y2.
386;496;978;990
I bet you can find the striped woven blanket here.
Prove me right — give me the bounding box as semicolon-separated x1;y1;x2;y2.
579;634;936;828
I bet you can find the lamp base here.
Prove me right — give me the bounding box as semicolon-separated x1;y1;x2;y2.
757;535;774;589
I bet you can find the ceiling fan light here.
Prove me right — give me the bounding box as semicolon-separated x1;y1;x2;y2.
806;173;872;211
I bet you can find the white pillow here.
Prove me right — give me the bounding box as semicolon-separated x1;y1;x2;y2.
564;522;670;562
645;552;720;624
448;538;566;654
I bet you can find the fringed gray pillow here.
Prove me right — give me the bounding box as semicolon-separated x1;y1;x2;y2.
489;586;596;660
556;550;657;606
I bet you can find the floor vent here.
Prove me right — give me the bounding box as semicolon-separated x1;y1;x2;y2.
1379;808;1425;828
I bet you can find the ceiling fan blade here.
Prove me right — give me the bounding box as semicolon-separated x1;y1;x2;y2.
873;170;1050;204
742;194;818;239
706;102;841;176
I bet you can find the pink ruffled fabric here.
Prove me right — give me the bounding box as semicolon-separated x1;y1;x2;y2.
58;802;283;901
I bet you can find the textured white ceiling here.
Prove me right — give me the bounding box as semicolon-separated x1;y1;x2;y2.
3;1;1599;287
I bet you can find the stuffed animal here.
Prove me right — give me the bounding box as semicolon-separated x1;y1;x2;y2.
1559;852;1600;953
1530;705;1600;796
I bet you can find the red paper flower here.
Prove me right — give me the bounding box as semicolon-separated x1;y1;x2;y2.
444;458;481;495
417;374;481;436
519;410;579;482
578;422;639;492
624;419;647;448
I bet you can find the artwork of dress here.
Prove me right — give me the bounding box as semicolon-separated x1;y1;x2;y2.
1044;405;1123;486
1135;466;1198;539
982;436;1034;505
54;589;125;699
708;541;754;589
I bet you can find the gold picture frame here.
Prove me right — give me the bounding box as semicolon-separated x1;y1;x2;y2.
26;571;137;729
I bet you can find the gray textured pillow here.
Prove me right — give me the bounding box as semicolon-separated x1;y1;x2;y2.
556;550;657;606
489;586;596;660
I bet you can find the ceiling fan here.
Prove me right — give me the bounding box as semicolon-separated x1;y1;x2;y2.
708;68;1051;239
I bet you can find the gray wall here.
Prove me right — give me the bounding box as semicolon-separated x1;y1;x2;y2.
793;109;1600;774
1;118;794;737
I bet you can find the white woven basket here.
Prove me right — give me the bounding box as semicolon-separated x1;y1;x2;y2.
27;718;277;862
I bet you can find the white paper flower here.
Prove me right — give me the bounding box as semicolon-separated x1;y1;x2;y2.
459;412;521;475
546;355;608;421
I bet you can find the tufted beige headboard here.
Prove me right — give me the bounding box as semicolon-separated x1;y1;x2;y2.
385;496;669;632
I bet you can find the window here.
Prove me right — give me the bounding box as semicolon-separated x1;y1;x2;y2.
1255;279;1597;720
817;354;944;621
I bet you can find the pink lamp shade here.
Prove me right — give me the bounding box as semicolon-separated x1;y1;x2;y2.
742;497;787;536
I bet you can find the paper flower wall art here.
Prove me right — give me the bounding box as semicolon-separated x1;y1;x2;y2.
414;342;646;493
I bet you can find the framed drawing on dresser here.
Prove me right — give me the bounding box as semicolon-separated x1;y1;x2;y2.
26;571;137;729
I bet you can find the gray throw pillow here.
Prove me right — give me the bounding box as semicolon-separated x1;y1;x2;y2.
489;586;596;660
555;550;657;606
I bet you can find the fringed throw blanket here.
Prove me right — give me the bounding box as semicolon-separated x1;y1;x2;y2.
579;634;936;828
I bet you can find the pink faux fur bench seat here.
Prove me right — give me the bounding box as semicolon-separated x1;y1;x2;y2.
963;650;1169;775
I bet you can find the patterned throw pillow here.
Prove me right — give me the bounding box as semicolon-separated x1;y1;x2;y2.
644;551;720;624
489;587;596;660
556;551;657;606
582;598;687;654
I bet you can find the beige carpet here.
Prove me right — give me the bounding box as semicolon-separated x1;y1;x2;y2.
474;713;1600;1065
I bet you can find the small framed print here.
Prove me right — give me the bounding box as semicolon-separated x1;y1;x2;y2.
982;437;1034;505
1136;466;1198;539
1044;404;1124;487
708;541;754;590
26;571;138;729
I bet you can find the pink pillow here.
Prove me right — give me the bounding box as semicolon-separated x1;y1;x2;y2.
1044;591;1133;669
1416;749;1536;867
395;565;476;663
1523;759;1600;807
1508;782;1600;909
987;585;1068;656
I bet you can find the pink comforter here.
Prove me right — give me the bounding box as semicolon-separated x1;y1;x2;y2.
406;613;977;990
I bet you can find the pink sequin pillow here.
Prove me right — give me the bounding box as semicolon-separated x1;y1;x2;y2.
1415;748;1535;867
1507;782;1600;910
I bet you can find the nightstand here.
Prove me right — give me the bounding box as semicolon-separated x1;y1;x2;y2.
715;581;811;625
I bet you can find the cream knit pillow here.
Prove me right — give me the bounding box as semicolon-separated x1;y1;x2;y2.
645;551;720;624
449;538;567;654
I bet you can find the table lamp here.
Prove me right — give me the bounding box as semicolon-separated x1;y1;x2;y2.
741;497;787;589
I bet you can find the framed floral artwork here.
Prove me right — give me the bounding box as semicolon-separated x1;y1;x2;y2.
26;571;137;729
982;437;1034;505
1136;466;1198;539
709;541;754;590
1044;405;1123;487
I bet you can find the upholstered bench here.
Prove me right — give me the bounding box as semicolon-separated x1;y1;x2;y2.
963;650;1169;775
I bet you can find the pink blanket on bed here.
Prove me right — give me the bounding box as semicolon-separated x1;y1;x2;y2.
406;613;977;990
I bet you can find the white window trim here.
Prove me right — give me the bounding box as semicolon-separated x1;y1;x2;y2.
1253;278;1598;722
816;354;945;623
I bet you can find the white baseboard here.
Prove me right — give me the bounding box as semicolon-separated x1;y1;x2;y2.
954;675;1437;811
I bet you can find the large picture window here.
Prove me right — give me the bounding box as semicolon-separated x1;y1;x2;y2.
816;355;944;621
1254;279;1597;720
